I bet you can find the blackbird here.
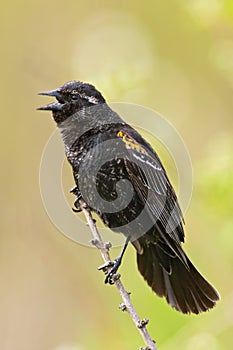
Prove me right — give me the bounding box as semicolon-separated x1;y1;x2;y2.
38;81;220;314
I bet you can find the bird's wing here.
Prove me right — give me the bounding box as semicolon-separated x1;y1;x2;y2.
116;128;185;245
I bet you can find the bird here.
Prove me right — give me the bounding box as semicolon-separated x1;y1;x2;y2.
38;80;220;314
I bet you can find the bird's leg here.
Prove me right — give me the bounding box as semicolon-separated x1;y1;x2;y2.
70;186;82;213
98;235;131;285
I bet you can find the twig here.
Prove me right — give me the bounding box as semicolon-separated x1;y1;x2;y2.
79;199;157;350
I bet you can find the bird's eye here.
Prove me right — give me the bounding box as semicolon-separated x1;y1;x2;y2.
71;90;79;100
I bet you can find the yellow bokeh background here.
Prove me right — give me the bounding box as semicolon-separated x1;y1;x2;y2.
1;1;233;349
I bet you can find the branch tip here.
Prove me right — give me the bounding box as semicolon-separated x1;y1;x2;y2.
81;201;88;209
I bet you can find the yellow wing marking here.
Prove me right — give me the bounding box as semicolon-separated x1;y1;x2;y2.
117;131;147;154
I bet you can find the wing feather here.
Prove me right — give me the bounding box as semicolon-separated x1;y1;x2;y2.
117;129;185;246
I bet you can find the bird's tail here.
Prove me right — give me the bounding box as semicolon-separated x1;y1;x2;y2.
136;242;220;314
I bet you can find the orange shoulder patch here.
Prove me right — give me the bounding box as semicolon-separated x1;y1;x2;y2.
117;130;147;154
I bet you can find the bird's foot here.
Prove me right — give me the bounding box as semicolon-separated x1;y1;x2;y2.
70;187;83;213
98;257;122;285
98;236;130;285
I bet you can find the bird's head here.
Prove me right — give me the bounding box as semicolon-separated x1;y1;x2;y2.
37;81;106;124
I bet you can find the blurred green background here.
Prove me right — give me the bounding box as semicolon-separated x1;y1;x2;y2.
1;0;233;349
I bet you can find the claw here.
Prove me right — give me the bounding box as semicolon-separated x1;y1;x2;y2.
71;188;83;213
98;258;122;284
98;261;114;272
106;273;121;284
72;198;81;212
70;186;80;195
98;237;130;285
72;206;82;213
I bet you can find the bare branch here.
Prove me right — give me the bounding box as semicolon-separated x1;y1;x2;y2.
79;199;157;350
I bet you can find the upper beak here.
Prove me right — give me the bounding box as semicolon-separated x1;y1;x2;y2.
38;88;61;98
37;88;64;111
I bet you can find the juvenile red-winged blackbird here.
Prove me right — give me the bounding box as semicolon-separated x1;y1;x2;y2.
38;81;220;314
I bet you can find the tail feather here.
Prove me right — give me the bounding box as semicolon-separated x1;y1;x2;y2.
137;243;220;314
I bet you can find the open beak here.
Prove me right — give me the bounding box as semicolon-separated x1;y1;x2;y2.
37;88;64;111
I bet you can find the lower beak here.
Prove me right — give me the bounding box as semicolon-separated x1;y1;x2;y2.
37;102;63;111
37;88;64;111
